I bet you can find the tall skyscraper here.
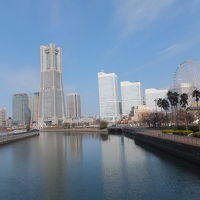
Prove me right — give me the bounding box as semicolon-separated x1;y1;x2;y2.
0;108;7;127
145;88;168;111
29;92;40;124
121;81;142;115
98;72;120;122
39;43;66;124
12;94;30;125
66;93;81;119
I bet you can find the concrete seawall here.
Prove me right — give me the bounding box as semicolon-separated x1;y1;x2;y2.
0;132;39;145
108;127;200;166
132;133;200;165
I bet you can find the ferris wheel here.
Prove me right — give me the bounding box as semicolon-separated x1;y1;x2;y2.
174;60;200;89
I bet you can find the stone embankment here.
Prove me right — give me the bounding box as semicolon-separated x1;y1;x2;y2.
0;132;39;145
108;127;200;165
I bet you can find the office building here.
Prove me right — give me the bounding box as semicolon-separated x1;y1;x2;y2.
39;43;66;124
66;93;81;119
0;108;7;127
12;93;30;125
98;72;120;122
121;81;142;115
29;92;40;123
145;88;168;111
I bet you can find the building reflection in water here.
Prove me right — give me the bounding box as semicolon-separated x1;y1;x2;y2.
38;132;68;199
67;133;83;161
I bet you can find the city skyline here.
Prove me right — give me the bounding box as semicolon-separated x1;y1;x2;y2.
1;1;200;116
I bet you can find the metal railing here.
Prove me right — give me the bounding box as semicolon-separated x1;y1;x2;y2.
137;130;200;147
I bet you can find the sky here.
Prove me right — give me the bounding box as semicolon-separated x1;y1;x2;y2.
1;0;200;117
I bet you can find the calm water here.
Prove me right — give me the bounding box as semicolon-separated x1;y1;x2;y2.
0;132;200;200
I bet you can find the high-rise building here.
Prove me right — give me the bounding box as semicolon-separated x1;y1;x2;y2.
145;88;168;111
12;94;30;125
0;108;7;127
98;72;120;122
66;93;81;119
39;43;66;124
29;92;40;124
121;81;142;115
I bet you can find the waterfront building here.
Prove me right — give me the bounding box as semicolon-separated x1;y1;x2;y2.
145;88;168;111
39;43;66;125
0;108;7;127
66;93;81;119
98;72;120;122
12;93;30;125
121;81;142;115
29;92;40;124
130;105;151;122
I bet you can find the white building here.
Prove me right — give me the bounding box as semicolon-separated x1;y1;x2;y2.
145;88;168;111
98;72;120;122
39;43;66;125
0;108;7;127
121;81;142;115
66;93;81;119
173;83;196;106
29;92;40;124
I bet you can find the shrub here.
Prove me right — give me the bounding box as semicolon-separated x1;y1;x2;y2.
172;130;193;136
188;125;199;132
193;132;200;138
26;124;30;132
162;129;174;134
100;121;108;129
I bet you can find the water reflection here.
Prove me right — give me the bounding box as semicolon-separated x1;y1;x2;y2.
0;132;200;200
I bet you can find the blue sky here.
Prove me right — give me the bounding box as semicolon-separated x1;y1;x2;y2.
1;0;200;117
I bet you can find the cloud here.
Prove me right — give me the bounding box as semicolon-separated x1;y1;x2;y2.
159;44;178;54
115;0;176;35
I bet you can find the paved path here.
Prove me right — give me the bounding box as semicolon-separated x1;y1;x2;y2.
131;128;200;147
0;132;39;145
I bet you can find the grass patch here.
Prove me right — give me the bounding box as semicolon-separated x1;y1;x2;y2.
162;129;174;134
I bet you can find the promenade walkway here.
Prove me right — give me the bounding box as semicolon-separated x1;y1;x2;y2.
0;132;39;145
130;128;200;147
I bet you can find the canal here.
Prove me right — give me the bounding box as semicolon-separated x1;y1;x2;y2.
0;132;200;200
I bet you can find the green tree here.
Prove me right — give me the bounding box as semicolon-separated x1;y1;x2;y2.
100;121;108;129
180;93;189;130
192;89;200;130
157;98;163;112
157;98;170;126
192;89;200;107
167;91;179;126
26;124;30;132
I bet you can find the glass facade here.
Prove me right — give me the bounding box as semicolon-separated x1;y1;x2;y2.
121;81;142;115
98;72;120;122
